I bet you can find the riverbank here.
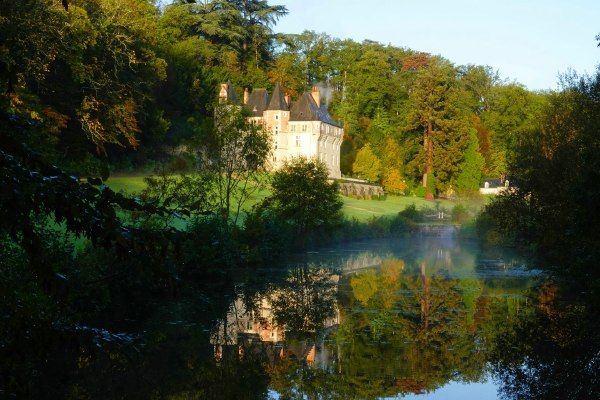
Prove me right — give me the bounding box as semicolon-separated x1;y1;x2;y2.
103;175;486;223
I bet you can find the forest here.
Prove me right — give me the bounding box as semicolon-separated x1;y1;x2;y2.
1;0;547;195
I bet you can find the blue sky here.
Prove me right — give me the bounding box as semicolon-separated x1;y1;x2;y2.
273;0;600;91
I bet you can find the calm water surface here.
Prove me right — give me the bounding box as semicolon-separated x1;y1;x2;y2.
32;232;600;399
254;235;540;399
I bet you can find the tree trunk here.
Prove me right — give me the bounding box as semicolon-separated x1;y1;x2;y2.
420;261;430;330
422;128;427;187
425;120;434;200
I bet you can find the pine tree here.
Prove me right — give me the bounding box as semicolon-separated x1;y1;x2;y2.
406;58;468;198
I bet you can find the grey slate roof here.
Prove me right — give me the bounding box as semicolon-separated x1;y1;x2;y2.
482;176;517;188
266;83;289;111
245;88;269;117
289;93;340;127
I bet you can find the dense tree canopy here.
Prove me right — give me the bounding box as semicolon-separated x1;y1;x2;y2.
479;67;600;280
1;0;550;198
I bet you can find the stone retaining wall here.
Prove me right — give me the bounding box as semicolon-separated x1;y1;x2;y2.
338;182;384;199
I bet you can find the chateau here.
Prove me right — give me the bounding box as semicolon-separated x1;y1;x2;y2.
219;82;343;178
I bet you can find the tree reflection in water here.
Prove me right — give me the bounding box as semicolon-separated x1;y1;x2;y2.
19;246;600;399
490;282;600;400
89;242;596;400
211;264;341;398
338;258;493;397
212;255;557;399
269;265;339;337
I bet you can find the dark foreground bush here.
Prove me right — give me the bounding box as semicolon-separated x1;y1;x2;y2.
181;215;241;276
398;203;422;221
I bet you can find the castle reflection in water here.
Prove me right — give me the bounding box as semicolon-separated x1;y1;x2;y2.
211;283;340;368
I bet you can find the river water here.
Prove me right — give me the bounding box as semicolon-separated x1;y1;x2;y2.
26;230;600;399
254;233;540;399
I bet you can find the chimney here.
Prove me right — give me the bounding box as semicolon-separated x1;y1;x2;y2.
243;87;249;104
311;86;320;107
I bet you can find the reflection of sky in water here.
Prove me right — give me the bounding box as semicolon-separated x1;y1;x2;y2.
283;236;537;281
268;380;498;400
395;380;497;400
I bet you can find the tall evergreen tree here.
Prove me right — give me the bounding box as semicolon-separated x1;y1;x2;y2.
406;58;468;198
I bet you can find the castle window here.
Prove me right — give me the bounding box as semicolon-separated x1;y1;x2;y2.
302;124;307;132
296;136;301;147
290;125;295;132
275;115;279;120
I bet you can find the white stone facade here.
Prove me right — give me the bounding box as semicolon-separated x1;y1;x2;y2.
222;83;343;178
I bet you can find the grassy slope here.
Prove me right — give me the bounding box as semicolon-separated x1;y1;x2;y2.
104;176;485;222
343;195;473;221
104;176;149;195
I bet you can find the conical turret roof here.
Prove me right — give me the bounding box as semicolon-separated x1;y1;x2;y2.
266;83;289;111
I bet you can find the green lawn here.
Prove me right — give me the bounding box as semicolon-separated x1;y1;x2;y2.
344;195;433;220
104;175;486;222
104;175;149;195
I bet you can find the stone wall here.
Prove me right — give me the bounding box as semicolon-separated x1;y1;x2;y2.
338;181;384;199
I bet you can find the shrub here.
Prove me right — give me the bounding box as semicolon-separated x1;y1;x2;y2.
262;157;343;244
390;214;416;233
413;186;426;198
398;203;422;222
182;215;240;276
241;207;292;263
382;168;408;195
451;204;470;224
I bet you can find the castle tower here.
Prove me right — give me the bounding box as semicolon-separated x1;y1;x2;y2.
265;83;290;169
